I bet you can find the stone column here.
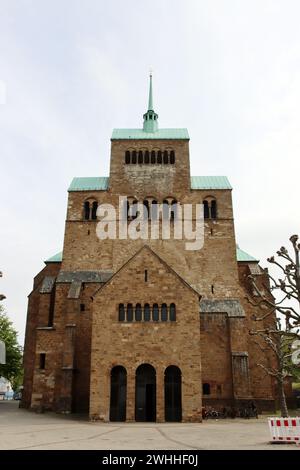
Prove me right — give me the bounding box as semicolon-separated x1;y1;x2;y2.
156;365;164;422
126;366;135;422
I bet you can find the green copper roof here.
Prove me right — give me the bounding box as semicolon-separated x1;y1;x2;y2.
111;128;189;140
68;177;109;191
45;251;63;263
68;176;231;191
148;73;154;111
236;246;259;262
191;176;232;190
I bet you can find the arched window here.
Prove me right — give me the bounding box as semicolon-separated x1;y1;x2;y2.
118;304;125;321
138;150;143;164
170;150;175;164
163;199;169;220
170;303;176;321
125;150;130;164
211;200;217;219
127;303;133;322
165;366;182;422
143;200;150;220
144;303;151;322
151;200;158;220
132;150;137;164
163;150;168;164
161;303;168;321
151;150;156;164
152;303;159;321
203;200;209;219
144;150;150;164
91;201;98;220
84;201;90;220
203;383;211;395
170;199;177;220
157;151;162;164
135;303;142;322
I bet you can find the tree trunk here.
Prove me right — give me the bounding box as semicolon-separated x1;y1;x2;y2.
278;379;289;418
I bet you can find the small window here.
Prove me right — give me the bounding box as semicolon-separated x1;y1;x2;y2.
151;200;158;220
80;303;85;312
203;383;210;395
127;304;133;322
161;303;168;321
157;151;162;164
203;200;209;219
91;201;98;220
163;150;168;164
151;150;156;164
39;353;46;370
135;304;142;322
153;303;159;321
163;200;169;220
118;304;125;321
211;200;217;219
132;151;137;164
144;150;150;164
144;303;151;321
170;303;176;321
170;199;177;220
144;270;148;282
170;150;175;164
125;150;130;164
138;150;143;164
217;384;222;395
84;201;90;220
143;200;149;220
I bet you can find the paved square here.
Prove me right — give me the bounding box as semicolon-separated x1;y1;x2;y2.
0;401;298;450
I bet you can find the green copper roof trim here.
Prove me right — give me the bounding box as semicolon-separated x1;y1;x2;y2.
236;246;259;262
68;176;231;192
68;177;109;192
45;252;63;263
191;176;232;190
111;128;189;140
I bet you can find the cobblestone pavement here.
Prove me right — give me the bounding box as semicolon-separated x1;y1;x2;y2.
0;401;298;450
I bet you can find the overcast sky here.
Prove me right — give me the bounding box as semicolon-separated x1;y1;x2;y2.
0;0;300;344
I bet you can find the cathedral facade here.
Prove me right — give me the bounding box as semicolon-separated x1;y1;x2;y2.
22;76;276;421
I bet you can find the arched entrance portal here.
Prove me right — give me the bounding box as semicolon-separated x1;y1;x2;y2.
135;364;156;422
164;366;182;422
110;366;127;421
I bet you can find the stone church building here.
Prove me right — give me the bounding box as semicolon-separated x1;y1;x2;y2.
22;76;276;422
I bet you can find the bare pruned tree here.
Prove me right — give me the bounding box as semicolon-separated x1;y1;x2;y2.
247;235;300;417
0;271;6;301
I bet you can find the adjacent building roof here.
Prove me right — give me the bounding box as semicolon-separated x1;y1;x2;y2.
44;252;63;263
236;246;259;262
191;176;232;190
111;128;190;140
68;177;109;192
68;176;232;192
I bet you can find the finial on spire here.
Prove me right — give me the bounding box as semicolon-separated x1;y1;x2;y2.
143;71;158;133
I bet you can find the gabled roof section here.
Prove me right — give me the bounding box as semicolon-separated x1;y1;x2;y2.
93;245;201;299
68;176;109;192
44;251;62;263
236;246;259;262
111;128;189;140
191;176;232;190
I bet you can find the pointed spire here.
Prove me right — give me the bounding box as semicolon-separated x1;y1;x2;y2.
143;72;158;133
148;72;153;111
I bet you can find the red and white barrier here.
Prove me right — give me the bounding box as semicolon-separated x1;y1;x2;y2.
268;417;300;445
